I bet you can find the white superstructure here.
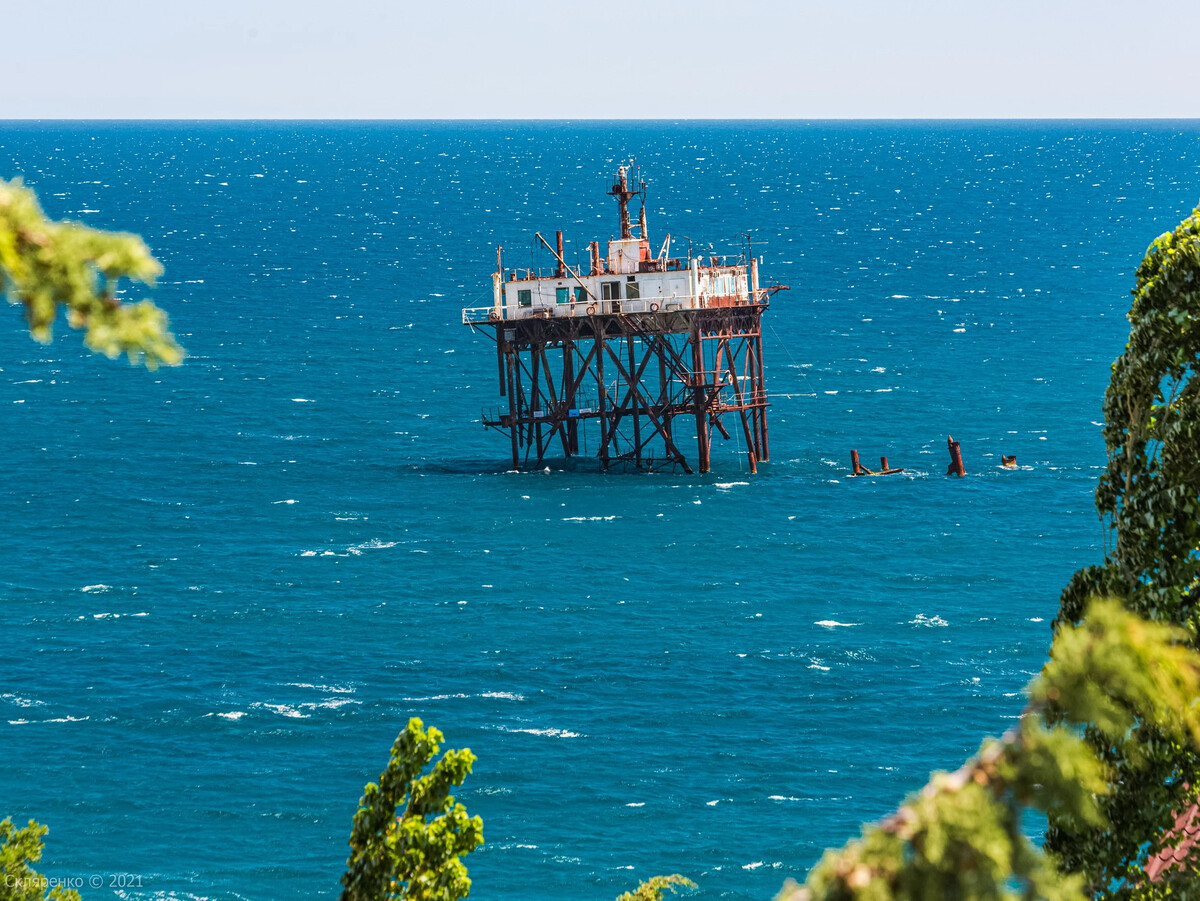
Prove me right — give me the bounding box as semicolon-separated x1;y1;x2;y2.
462;166;768;325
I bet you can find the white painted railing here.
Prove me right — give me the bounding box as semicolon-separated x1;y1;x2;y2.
461;294;757;324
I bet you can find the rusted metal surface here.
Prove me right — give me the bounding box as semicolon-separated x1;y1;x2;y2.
476;308;770;473
850;449;903;476
946;435;966;477
465;166;781;474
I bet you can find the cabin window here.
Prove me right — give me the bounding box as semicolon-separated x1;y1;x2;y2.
517;289;532;308
574;286;587;303
625;278;640;301
556;287;569;304
601;281;620;300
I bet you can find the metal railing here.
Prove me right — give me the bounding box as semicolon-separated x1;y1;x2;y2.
462;293;762;324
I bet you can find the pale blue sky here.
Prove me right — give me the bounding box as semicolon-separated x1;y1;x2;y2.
8;0;1199;118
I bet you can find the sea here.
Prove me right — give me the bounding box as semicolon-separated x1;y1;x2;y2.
0;120;1197;901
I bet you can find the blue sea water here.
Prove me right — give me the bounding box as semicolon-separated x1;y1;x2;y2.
0;120;1198;900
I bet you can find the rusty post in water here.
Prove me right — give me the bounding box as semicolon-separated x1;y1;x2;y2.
850;449;864;475
880;456;890;472
946;435;965;477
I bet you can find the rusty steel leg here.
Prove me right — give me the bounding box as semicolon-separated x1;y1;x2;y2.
505;344;519;470
563;343;577;455
627;334;642;467
597;326;610;469
530;343;543;465
691;322;711;474
755;327;770;462
946;435;966;477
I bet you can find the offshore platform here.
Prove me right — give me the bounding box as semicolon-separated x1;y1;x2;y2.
462;165;786;474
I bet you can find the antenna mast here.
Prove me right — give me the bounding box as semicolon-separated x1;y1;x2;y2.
608;164;643;240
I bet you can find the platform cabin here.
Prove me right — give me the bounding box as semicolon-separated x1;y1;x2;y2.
463;166;764;324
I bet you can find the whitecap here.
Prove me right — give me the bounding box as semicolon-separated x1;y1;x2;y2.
625;802;645;808
253;703;309;719
814;620;859;628
910;614;949;627
291;398;314;403
81;584;111;593
303;698;360;711
495;726;581;738
714;481;749;489
1;694;43;708
352;539;398;551
287;682;354;694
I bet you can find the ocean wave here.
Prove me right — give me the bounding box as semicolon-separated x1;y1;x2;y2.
304;698;360;711
814;620;860;628
351;539;398;551
910;614;949;627
493;725;581;739
286;682;355;694
2;693;44;708
252;703;309;719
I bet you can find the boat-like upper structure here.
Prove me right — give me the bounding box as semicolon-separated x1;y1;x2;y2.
462;166;770;325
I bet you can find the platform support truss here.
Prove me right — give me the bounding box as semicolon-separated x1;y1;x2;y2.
479;308;769;473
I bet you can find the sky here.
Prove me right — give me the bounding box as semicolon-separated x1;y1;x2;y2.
7;0;1200;119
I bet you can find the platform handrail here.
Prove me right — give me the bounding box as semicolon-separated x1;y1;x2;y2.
461;293;766;324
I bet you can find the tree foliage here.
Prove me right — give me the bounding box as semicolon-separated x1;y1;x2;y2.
0;819;81;901
1049;203;1200;895
0;177;182;368
775;600;1200;901
615;875;697;901
341;718;483;901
